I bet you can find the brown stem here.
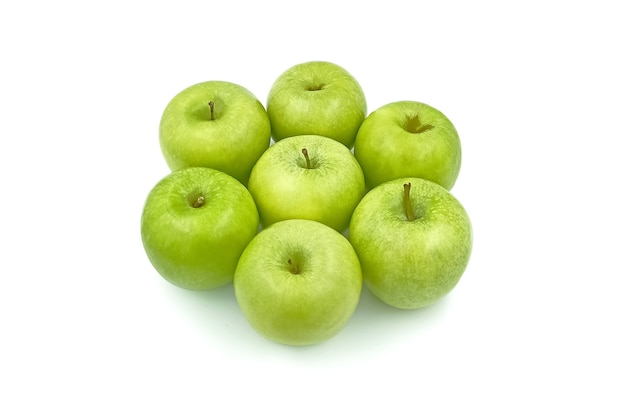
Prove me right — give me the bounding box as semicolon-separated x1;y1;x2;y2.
208;101;215;120
301;148;311;169
403;183;415;221
193;195;205;208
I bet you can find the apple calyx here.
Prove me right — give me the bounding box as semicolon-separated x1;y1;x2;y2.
301;148;312;169
208;101;215;121
403;183;416;221
406;114;433;134
287;258;300;274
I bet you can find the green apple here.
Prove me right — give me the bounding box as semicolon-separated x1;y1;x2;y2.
354;101;462;190
140;167;259;290
159;80;271;185
234;219;362;346
266;61;367;148
349;177;472;309
247;134;365;232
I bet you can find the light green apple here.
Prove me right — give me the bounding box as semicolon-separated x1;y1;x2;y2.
247;134;365;232
349;177;472;309
266;61;367;148
159;80;271;185
354;101;462;190
234;219;362;346
140;167;259;290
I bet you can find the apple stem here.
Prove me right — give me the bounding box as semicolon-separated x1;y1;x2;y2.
403;183;416;221
208;101;215;121
193;195;205;208
288;259;300;274
301;148;311;169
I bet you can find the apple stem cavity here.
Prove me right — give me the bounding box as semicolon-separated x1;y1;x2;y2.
192;195;205;208
288;258;300;274
306;84;324;91
406;114;433;134
208;101;215;121
301;148;312;169
403;183;416;221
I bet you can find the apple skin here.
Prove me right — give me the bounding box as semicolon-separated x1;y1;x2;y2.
266;61;367;148
159;81;271;185
140;167;259;290
234;219;362;346
247;134;365;232
349;177;472;309
354;101;461;190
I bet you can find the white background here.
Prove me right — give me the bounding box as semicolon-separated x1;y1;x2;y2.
1;1;624;415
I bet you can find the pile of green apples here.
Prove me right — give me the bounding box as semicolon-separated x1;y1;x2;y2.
141;61;473;346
